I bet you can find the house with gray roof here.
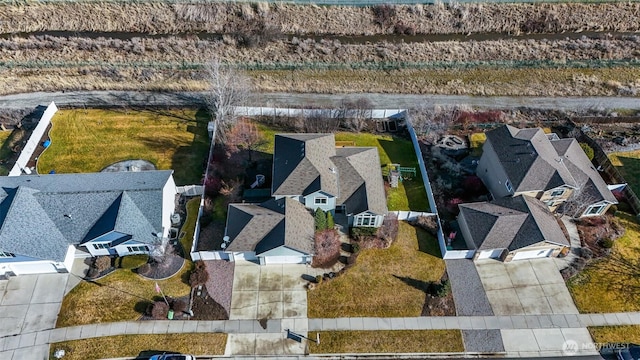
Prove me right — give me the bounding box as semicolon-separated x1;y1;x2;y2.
0;170;177;276
216;133;388;264
457;195;570;261
476;125;617;218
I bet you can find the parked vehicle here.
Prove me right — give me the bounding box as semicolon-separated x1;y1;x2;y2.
148;354;195;360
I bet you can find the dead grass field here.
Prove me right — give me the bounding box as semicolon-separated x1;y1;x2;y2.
2;65;639;97
50;334;227;360
37;108;209;185
307;222;444;318
589;326;640;344
308;330;463;353
1;2;639;35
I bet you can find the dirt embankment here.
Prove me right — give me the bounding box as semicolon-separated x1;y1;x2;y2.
1;2;639;36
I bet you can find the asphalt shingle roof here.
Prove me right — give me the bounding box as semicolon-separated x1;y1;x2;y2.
225;197;314;255
458;195;569;251
0;171;173;261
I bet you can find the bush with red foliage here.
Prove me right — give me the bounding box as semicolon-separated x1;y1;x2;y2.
204;176;222;196
378;214;399;244
312;229;341;268
411;215;439;236
149;301;169;319
189;260;210;288
462;175;485;194
454;111;503;127
446;198;464;214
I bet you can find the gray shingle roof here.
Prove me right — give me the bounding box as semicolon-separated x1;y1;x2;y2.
551;139;617;204
484;125;577;192
0;171;173;261
225;197;314;255
458;195;569;251
333;147;388;215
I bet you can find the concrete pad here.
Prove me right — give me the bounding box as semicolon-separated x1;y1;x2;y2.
483;316;500;329
390;317;406;330
79;324;97;339
349;317;364;330
3;336;20;351
561;328;598;355
543;287;579;314
616;313;633;325
65;326;82;340
259;268;283;291
501;329;540;352
538;315;553;328
224;320;240;333
109;322;127;336
430;317;446;329
196;321;212;333
322;318;337;330
230;291;259;319
152;320;170;334
530;259;563;285
518;294;553;315
1;276;36;306
505;262;537;288
550;315;569;328
510;315;527;329
497;316;513;329
293;318;308;332
21;302;60;333
238;320;255;333
233;269;260;291
443;317;459;329
564;314;583;328
18;332;36;348
31;274;67;304
258;291;284;319
168;321;185;333
403;317;421;330
458;317;472;330
476;262;513;290
0;305;28;337
227;334;256;355
125;322;140;335
485;288;525;315
137;321;156;334
533;329;566;351
283;292;307;318
336;318;350;330
377;318;392;330
308;319;322;331
12;345;48;360
0;351;12;359
281;265;308;291
48;328;67;343
34;331;50;345
470;317;486;330
362;318;377;330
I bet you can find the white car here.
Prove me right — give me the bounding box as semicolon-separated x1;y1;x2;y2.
148;354;195;360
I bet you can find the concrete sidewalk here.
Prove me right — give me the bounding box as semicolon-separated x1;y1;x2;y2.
4;312;640;358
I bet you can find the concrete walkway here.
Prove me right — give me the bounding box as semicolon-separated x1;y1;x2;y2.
4;312;640;358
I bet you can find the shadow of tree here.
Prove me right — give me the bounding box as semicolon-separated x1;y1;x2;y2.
414;226;442;258
595;252;640;300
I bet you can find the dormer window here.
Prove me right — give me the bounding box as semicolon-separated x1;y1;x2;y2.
505;180;513;193
314;196;328;205
93;243;109;250
551;189;565;197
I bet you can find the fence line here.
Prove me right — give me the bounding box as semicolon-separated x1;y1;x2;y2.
405;112;449;258
389;210;436;221
233;106;404;119
8;102;57;177
568;120;640;216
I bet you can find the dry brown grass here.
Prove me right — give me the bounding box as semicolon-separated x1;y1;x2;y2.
1;2;639;36
50;334;227;360
2;65;639;97
308;330;464;353
589;326;640;344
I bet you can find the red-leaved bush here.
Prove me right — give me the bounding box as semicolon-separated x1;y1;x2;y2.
312;229;341;268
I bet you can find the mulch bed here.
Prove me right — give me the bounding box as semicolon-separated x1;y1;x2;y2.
196;219;225;252
203;260;234;317
422;292;456;316
137;250;185;280
191;287;229;320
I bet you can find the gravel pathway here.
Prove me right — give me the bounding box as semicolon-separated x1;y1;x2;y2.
445;259;493;316
462;330;504;353
203;260;234;315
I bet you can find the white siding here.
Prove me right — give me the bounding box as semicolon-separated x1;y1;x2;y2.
512;249;553;260
162;174;178;238
476;249;504;260
304;191;336;212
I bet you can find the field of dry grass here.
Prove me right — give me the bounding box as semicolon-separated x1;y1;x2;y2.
308;330;463;353
1;2;639;36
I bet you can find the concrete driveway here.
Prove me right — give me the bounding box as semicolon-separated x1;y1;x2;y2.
229;261;308;320
227;261;309;356
475;258;578;315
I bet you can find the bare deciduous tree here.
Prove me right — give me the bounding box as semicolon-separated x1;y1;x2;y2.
205;59;251;143
226;118;264;163
340;97;373;132
557;185;599;219
303;112;340;133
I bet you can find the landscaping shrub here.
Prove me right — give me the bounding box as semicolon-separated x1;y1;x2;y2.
170;298;188;314
446;198;464;214
599;237;614;249
377;214;399;245
312;229;341;268
149;301;169;320
372;4;396;27
315;208;327;231
411;215;439;236
327;211;335;229
93;256;112;273
351;226;378;238
435;279;451;298
189;260;209;288
462;175;485;194
579;142;595;161
137;263;151;275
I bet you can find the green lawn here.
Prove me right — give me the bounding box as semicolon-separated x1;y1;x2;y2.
0;130;12;175
57;198;200;327
568;213;640;313
50;334;227;360
309;330;463;354
610;150;640;196
37;108;210;185
589;326;640;344
308;222;445;318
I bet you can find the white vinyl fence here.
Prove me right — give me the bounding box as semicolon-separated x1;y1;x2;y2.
389;211;436;221
233;106;405;119
9;102;57;177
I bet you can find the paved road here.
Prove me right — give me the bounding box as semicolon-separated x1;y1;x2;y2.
0;91;639;111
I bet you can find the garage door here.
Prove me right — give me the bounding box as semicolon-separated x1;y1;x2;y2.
512;249;553;261
263;256;306;265
233;252;257;262
476;249;503;260
9;262;58;275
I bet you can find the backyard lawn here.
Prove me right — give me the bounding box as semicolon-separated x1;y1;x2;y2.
568;212;640;313
309;330;463;354
610;150;640;196
307;222;445;318
50;334;227;360
37;108;210;185
56;197;200;327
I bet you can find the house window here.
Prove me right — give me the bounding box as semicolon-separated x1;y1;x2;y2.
586;204;607;215
92;243;109;250
551;189;565;197
314;196;328;205
0;251;15;258
355;214;377;227
505;180;513;192
126;245;150;253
